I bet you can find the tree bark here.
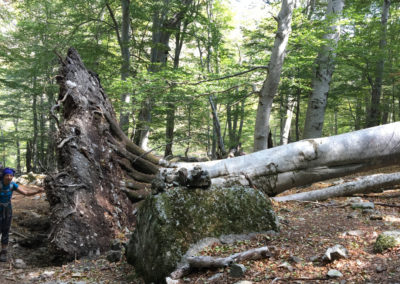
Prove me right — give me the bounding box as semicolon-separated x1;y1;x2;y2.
273;172;400;202
46;48;161;261
303;0;344;139
254;0;294;151
281;97;296;145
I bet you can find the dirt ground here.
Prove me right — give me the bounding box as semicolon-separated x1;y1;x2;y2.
0;167;399;283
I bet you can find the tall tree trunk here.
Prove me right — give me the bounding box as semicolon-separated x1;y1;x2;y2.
13;118;21;173
303;0;344;139
32;76;38;172
120;0;131;133
366;0;391;127
254;0;294;151
26;140;33;173
209;95;226;158
135;0;193;149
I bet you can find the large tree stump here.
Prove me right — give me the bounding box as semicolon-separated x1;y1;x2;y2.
45;48;161;260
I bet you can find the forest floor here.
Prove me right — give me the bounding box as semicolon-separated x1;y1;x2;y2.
0;166;399;283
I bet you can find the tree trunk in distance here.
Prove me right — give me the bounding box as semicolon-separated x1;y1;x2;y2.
273;172;400;202
281;98;296;145
254;0;294;151
209;95;226;157
303;0;344;139
366;0;391;128
161;122;400;196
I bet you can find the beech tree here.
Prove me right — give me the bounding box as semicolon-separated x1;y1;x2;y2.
303;0;344;139
254;0;294;151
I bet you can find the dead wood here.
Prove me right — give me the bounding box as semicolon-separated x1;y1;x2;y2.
45;48;162;261
273;172;400;202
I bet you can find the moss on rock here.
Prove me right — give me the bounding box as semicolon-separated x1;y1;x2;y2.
374;231;400;253
126;186;278;283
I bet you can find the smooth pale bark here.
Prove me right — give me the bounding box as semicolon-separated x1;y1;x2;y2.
274;172;400;202
162;122;400;196
120;0;131;133
281;98;296;145
366;0;391;127
303;0;344;139
254;0;294;151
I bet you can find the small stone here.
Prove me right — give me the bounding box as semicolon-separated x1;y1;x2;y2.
309;255;319;262
351;202;374;210
347;230;365;237
347;212;358;219
106;250;122;262
290;255;302;263
374;231;400;253
347;197;363;203
362;208;375;214
370;214;383;220
165;277;180;284
207;273;223;281
14;259;26;269
278;261;294;272
235;281;253;284
322;244;348;263
230;263;247;278
376;265;387;273
327;269;343;278
71;272;82;277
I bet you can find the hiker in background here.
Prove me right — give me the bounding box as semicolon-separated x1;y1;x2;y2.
0;168;44;262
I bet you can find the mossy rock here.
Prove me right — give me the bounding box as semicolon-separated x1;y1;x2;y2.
374;231;400;253
126;186;279;283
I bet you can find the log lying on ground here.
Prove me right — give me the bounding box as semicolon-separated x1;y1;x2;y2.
160;122;400;196
45;48;162;261
273;172;400;202
187;246;271;268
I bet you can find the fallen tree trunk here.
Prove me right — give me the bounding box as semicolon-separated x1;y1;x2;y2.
160;122;400;196
273;172;400;202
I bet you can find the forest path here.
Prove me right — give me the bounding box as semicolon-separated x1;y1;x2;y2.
0;166;399;283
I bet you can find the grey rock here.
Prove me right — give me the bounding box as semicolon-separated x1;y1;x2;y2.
351;202;374;209
290;255;302;263
106;250;121;262
374;231;400;252
14;258;26;269
362;208;375;214
208;273;224;281
376;265;387;273
322;244;348;263
235;281;253;284
347;211;358;219
327;269;343;278
126;186;279;283
309;255;320;262
346;230;365;237
165;277;180;284
370;214;383;220
230;263;247;278
278;261;294;272
347;197;363;203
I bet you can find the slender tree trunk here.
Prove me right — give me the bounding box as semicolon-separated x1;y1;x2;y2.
281;98;296;145
32;76;38;172
254;0;294;151
303;0;344;139
14;118;21;173
209;96;226;157
119;0;131;134
26;140;32;173
366;0;391;127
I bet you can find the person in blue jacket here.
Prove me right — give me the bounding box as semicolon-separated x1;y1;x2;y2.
0;168;44;262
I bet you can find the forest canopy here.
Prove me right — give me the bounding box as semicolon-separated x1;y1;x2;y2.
0;0;398;171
